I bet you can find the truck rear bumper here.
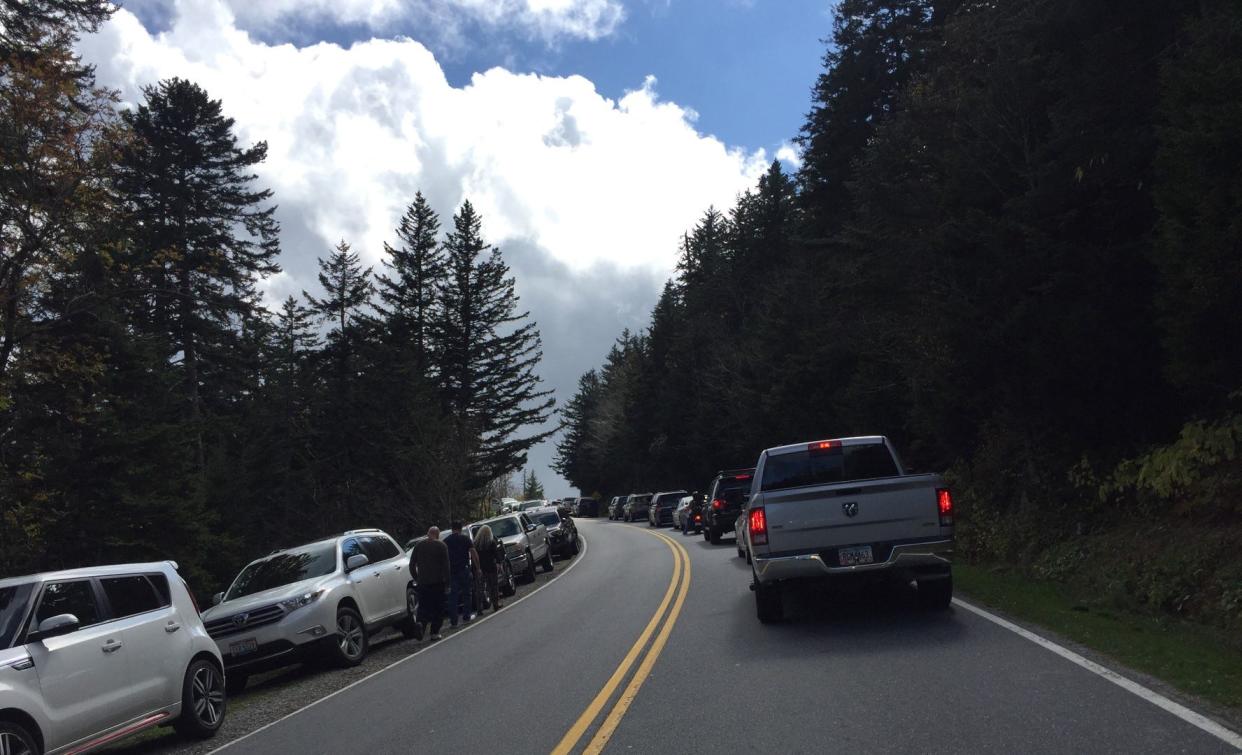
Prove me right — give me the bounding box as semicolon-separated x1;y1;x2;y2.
752;539;953;585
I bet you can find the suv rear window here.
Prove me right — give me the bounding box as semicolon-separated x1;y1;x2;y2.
761;443;899;491
102;575;167;618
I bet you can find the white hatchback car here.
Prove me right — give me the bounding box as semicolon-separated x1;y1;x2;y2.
201;529;415;692
0;561;225;755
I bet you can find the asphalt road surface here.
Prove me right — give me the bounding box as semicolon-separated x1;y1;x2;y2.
127;518;1242;754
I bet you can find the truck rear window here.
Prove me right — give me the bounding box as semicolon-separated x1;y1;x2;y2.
760;444;899;491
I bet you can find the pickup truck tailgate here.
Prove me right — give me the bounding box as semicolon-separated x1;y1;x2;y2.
763;474;942;555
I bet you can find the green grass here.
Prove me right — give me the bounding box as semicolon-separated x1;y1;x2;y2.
956;563;1242;712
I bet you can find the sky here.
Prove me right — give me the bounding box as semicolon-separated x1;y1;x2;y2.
79;0;833;498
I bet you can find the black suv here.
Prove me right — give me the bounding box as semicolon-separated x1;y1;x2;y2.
527;506;581;558
648;490;688;527
702;468;754;544
574;497;600;517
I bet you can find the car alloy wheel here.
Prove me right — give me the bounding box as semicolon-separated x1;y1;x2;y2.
192;663;225;728
338;610;366;661
0;726;36;755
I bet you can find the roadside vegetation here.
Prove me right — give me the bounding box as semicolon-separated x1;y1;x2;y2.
555;0;1242;648
0;1;554;592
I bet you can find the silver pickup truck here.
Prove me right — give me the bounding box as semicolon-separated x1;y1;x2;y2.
742;435;954;623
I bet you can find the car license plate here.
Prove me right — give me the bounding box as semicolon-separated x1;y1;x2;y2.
229;638;258;657
838;545;874;566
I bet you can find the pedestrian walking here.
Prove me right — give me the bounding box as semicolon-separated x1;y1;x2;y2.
444;521;480;627
474;524;505;612
410;526;450;641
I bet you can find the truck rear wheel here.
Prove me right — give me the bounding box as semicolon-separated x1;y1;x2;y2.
917;575;953;610
755;583;783;624
708;526;721;545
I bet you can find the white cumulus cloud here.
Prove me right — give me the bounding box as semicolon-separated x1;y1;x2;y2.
81;0;769;289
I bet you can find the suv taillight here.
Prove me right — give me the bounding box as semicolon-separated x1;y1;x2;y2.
748;507;768;546
712;498;724;510
937;488;954;526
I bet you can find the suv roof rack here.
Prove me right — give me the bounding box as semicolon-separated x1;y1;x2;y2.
343;528;382;535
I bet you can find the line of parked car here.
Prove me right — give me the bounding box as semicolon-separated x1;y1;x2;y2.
607;435;956;625
0;505;583;755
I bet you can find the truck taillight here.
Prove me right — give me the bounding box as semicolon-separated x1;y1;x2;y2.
748;507;768;546
712;498;724;510
937;488;954;526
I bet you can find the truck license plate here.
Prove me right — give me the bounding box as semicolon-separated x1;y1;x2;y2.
838;545;874;566
229;638;258;657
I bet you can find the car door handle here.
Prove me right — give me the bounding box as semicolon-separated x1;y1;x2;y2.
373;571;382;577
165;622;181;633
102;640;123;653
392;564;401;571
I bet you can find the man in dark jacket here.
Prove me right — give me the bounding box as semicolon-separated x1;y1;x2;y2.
410;526;450;641
443;521;480;627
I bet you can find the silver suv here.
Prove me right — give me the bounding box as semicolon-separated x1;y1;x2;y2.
200;529;415;692
474;513;552;583
0;562;225;755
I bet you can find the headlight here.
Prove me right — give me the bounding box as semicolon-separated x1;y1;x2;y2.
280;590;324;613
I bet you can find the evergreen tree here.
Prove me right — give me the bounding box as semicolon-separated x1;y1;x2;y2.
521;469;545;500
375;191;444;368
432;201;555;490
115;78;280;472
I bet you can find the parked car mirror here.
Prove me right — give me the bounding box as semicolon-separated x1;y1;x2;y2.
34;613;80;641
212;592;224;606
346;553;369;571
525;524;536;533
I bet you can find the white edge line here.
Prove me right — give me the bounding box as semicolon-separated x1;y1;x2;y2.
952;597;1242;750
208;532;591;754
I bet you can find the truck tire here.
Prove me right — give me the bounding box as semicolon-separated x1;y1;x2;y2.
541;547;555;572
918;575;953;610
708;526;721;545
755;583;783;624
569;535;580;555
524;549;537;583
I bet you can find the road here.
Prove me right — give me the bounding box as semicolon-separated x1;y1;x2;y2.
128;518;1240;754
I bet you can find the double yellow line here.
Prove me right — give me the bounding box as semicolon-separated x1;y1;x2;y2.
552;529;691;755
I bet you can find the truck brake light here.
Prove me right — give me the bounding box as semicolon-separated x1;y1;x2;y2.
809;440;841;453
712;498;724;510
748;507;768;546
937;488;954;526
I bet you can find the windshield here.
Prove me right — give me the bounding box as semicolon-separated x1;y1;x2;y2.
532;512;561;526
225;542;337;600
761;444;898;492
0;583;34;649
487;518;521;538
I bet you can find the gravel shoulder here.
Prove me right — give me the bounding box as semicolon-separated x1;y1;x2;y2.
106;540;587;754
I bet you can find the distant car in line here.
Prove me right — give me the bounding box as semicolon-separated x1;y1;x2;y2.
673;494;702;535
201;528;416;693
526;507;581;558
0;562;227;755
647;490;688;527
608;496;626;520
701;469;755;544
572;497;600;517
622;493;653;522
473;513;553;583
735;512;751;563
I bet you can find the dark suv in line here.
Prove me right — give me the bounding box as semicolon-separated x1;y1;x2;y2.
702;468;754;544
648;490;688;527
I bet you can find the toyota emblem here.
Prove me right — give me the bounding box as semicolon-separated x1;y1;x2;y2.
232;613;249;628
843;501;859;518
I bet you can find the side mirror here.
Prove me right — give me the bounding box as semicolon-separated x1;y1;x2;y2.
212;592;224;606
346;554;369;572
34;613;80;641
525;524;536;534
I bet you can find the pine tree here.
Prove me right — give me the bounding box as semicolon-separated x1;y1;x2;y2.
521;469;545;500
115;78;280;472
375;191;444;368
306;240;372;342
433;200;555;489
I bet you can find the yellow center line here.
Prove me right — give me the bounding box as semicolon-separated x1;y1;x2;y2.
582;531;690;754
551;531;685;755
